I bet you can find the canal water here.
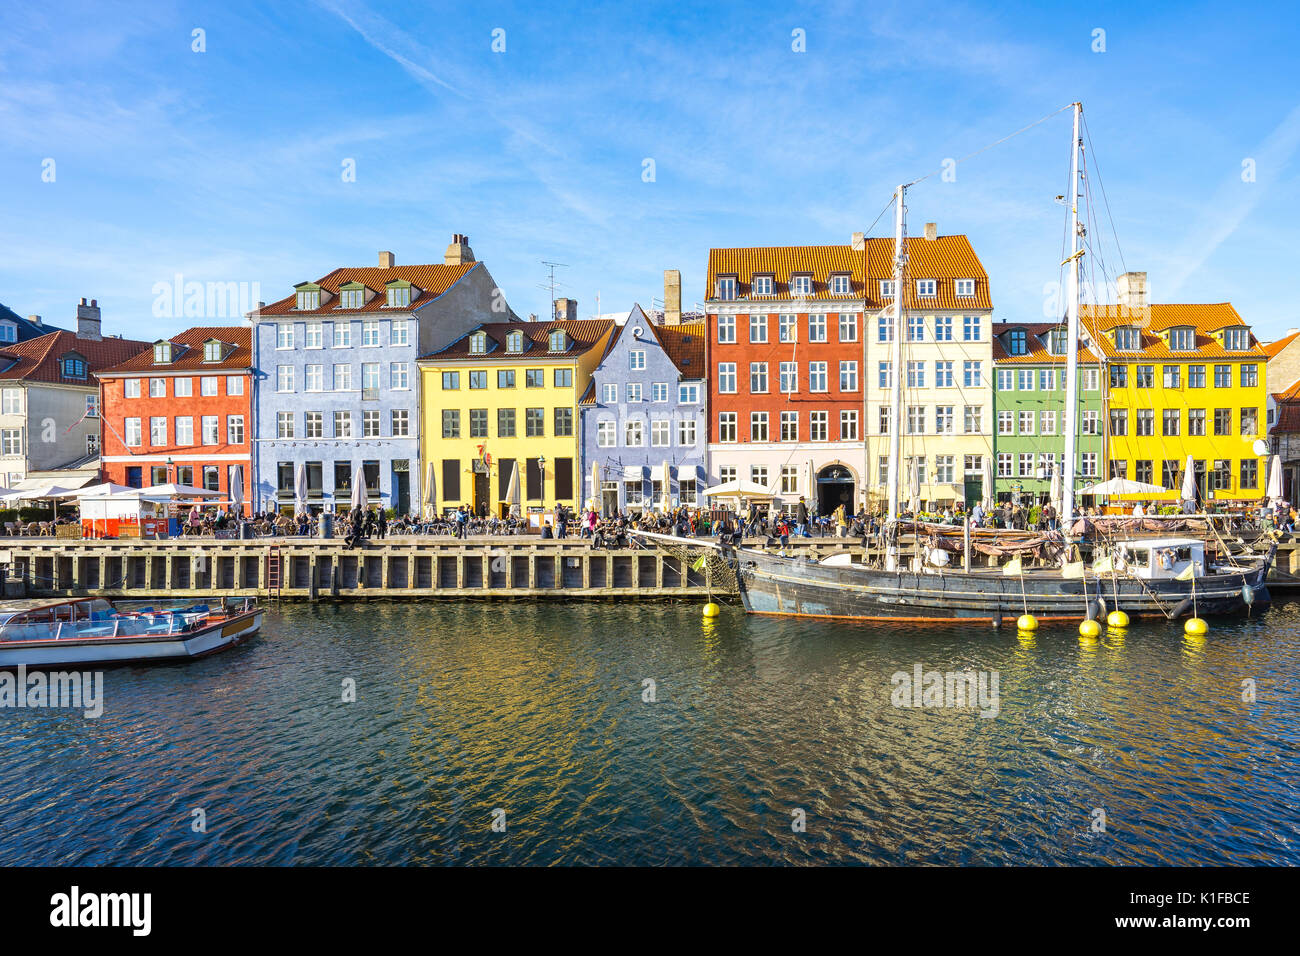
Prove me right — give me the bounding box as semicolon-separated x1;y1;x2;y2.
2;600;1297;865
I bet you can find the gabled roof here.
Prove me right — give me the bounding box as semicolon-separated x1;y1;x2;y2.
991;321;1097;364
648;320;706;377
1079;303;1265;360
0;302;67;341
705;235;992;310
1271;400;1300;435
258;263;476;316
1263;330;1300;359
426;319;614;361
95;327;252;375
0;330;150;385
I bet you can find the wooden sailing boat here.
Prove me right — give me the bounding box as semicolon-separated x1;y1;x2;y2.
640;102;1273;624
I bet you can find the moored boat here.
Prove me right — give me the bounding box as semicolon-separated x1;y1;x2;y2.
0;597;263;669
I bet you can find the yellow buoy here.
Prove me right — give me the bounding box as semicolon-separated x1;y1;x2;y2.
1079;619;1102;639
1184;616;1208;636
1016;614;1038;631
1107;610;1130;629
702;602;721;618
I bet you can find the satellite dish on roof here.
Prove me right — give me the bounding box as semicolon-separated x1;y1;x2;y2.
632;326;643;337
1252;439;1269;457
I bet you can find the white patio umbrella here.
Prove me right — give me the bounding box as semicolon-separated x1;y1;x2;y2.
424;461;437;516
1078;477;1166;496
505;461;521;517
981;460;993;509
1180;454;1196;504
590;460;601;511
1264;453;1282;500
294;461;309;516
350;464;368;511
1049;466;1062;512
660;459;671;512
908;460;922;514
229;465;244;515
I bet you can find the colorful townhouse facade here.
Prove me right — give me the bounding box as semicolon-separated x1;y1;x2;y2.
1081;272;1269;505
418;318;615;516
0;300;148;490
578;304;707;513
251;239;517;515
97;327;255;505
990;321;1103;504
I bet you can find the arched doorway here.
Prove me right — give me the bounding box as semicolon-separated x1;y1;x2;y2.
817;464;856;515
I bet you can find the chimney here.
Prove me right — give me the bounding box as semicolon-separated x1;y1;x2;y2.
444;233;476;266
663;269;682;325
851;232;865;251
378;251;395;268
76;297;102;341
923;222;937;241
27;314;41;326
1116;271;1148;310
554;297;578;322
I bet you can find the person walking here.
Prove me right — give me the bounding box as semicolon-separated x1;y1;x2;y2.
796;496;810;538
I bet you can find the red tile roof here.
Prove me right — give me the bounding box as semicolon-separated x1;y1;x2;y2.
705;235;992;310
426;319;614;361
96;327;252;375
648;320;706;377
0;330;150;385
258;263;477;316
1271;401;1300;435
991;321;1098;364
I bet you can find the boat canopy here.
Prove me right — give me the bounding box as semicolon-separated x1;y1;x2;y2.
1114;538;1205;580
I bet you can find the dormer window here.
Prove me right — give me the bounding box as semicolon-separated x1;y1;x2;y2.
61;354;87;379
548;330;568;352
295;287;320;310
385;282;413;308
1168;327;1195;351
752;274;774;296
717;275;737;300
506;331;525;353
790;274;812;297
955;279;975;297
1008;329;1028;356
915;279;937;297
1049;329;1068;355
203;340;225;362
1223;327;1250;350
469;331;487;355
1113;326;1141;351
153;342;173;364
830;274;851;295
880;280;896;298
338;283;367;310
0;322;15;343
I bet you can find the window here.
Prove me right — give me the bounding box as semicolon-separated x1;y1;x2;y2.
1188;408;1206;436
651;382;669;402
751;466;769;488
1008;329;1027;355
751;275;773;296
997;453;1013;478
624;420;644;446
276;411;294;439
839;312;858;342
878;361;893;389
507;331;525;353
1082;410;1100;435
963;361;983;388
811;411;829;441
305;412;323;439
554;368;572;388
525;408;545;437
498;369;515;389
1082;368;1099;391
124;378;141;398
1189;365;1206;388
908;315;925;342
791;274;812;296
1241;459;1258;488
808;314;827;342
554;408;574;436
879;407;892;435
1241;407;1259;436
648;420;671;447
748;314;767;343
228;415;245;444
1162;409;1180;436
718;363;737;393
391;410;409;437
1110;409;1128;435
597;420;616;447
276;324;294;349
717;315;736;343
602;383;617;404
880;280;896;298
1039;368;1055;391
1224;328;1250;350
996;369;1012;391
677;383;698;405
831;274;852;296
934;315;953;341
907;361;925;388
1049;329;1068;355
443;371;460;390
391;320;409;346
124;418;141;446
916;279;936;297
277;365;294;392
627;383;642;403
1110;365;1127;388
1214;408;1232;436
997;410;1013;435
442;409;460;439
840;361;858;391
548;330;567;352
1136;460;1154;485
0;389;21;415
780;411;798;442
1163;365;1181;388
525;368;545;388
357;410;379;438
751;412;769;442
201;376;219;396
1135;365;1154;388
334;365;352;391
629;350;646;371
935;406;955;434
1081;453;1098;478
809;362;828;392
935;456;955;484
468;332;487;355
468;408;488;439
964;406;983;433
497;408;516;437
779;361;798;394
153;342;172;364
468;371;487;390
956;279;975;297
1113;327;1140;350
339;288;364;310
1169;327;1194;351
175;378;192;397
0;429;22;456
840;410;859;440
963;315;982;341
907;406;925;434
1214;365;1231;388
85;394;98;419
305;322;323;348
150;417;166;446
678;419;696;445
202;415;219;445
226;376;244;396
878;314;894;343
718;412;737;442
1136;409;1154;435
1018;454;1035;478
1017;369;1034;391
361;321;380;347
780;466;799;495
1019;411;1035;435
306;365;324;391
333;411;352;439
333;322;352;348
387;285;411;309
1241;364;1259;387
176;416;193;445
779;314;797;343
936;361;954;388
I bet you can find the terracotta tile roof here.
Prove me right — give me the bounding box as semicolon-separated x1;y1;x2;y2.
0;330;150;385
1275;378;1300;403
425;319;614;361
96;326;252;375
705;235;991;310
1271;401;1300;435
258;263;477;316
1079;303;1266;361
1263;330;1300;359
649;320;706;377
991;321;1098;364
578;379;597;406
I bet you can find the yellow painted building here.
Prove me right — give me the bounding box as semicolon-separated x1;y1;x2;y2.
418;319;614;515
1083;273;1269;505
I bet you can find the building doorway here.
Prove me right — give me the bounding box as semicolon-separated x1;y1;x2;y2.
473;469;490;516
393;460;410;515
601;480;619;516
817;464;855;516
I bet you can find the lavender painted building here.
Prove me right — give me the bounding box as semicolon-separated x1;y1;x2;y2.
579;305;707;513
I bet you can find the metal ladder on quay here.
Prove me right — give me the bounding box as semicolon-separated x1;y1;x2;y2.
266;544;283;605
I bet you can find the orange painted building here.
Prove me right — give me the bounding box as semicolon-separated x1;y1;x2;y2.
96;327;255;509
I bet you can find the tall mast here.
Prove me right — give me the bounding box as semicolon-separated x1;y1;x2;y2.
886;184;908;534
1060;102;1083;530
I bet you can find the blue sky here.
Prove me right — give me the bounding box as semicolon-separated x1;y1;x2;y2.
2;0;1299;339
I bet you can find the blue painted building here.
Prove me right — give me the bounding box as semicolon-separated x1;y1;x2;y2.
250;240;516;514
579;305;707;512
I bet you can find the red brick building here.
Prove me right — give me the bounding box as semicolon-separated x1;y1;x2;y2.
96;327;254;509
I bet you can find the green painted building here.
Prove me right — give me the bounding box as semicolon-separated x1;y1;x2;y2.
991;322;1105;505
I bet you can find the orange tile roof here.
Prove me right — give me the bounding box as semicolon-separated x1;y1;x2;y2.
648;320;706;377
258;263;477;316
1263;330;1300;359
0;330;151;385
1271;401;1300;435
426;319;613;361
705;235;991;310
990;321;1098;364
1275;378;1300;403
96;327;252;375
1079;303;1265;361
